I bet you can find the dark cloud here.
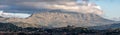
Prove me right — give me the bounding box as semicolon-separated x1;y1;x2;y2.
0;0;103;15
0;0;76;2
0;0;77;10
0;0;76;4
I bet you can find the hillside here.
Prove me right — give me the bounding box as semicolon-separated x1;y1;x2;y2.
0;9;115;28
88;23;120;30
0;22;119;35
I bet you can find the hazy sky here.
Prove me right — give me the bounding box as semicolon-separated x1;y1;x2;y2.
89;0;120;19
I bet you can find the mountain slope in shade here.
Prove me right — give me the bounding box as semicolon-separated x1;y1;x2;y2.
0;10;115;28
88;23;120;30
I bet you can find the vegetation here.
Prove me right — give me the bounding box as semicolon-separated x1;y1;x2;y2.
0;22;120;35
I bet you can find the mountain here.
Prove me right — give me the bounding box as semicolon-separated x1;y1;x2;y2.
0;2;117;28
0;9;115;28
88;23;120;30
110;17;120;21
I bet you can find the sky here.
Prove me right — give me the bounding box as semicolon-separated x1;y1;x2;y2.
89;0;120;20
0;0;120;20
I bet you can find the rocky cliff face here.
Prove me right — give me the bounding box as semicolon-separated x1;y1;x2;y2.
0;9;114;28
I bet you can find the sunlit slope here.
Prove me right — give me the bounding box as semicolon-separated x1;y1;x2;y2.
0;10;114;28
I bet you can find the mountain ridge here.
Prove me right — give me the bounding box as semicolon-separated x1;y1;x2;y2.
0;9;115;28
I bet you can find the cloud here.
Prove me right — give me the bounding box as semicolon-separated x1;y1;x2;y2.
0;0;76;9
0;0;103;15
0;0;78;11
18;1;80;11
0;5;9;8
